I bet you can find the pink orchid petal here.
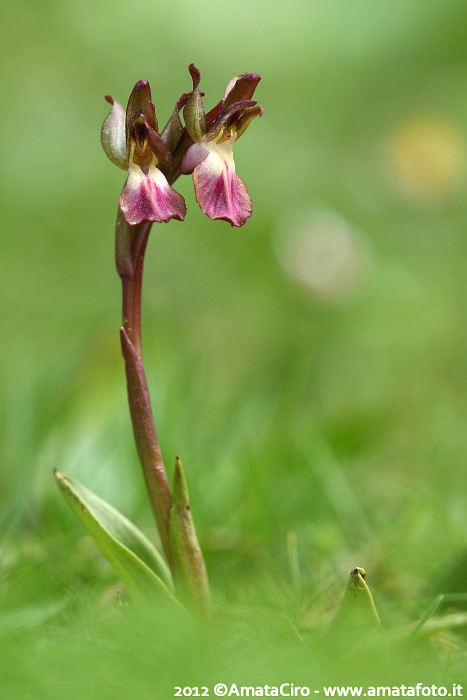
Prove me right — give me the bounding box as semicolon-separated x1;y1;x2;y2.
180;142;210;174
192;146;252;227
119;164;186;225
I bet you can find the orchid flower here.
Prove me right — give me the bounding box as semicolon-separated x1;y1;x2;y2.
180;65;263;227
101;80;187;226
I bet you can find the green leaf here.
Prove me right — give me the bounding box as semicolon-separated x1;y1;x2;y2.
411;593;467;639
170;457;210;616
54;470;178;608
331;567;380;631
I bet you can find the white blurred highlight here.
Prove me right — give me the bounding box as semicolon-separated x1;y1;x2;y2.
275;210;371;302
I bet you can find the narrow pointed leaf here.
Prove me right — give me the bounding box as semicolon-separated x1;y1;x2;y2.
54;471;177;606
331;567;380;631
170;457;210;616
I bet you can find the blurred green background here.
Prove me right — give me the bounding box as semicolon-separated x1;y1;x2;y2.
2;0;467;694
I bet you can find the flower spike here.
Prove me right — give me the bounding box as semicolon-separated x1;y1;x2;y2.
101;67;263;227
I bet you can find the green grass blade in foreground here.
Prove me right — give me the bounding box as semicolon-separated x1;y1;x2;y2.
0;599;68;637
54;470;178;607
331;567;380;631
411;593;467;639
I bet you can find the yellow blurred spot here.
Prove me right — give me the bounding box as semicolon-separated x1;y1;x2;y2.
391;117;464;195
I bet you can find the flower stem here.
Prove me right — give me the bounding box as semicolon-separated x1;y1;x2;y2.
121;237;147;358
115;211;174;572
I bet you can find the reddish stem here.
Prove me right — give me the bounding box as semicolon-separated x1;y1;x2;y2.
121;228;148;358
116;216;174;572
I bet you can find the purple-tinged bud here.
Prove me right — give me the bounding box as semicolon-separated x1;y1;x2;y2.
101;96;128;170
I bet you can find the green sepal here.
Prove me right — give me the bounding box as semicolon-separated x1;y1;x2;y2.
183;91;206;142
54;470;177;607
235;105;263;140
169;457;210;616
331;567;380;631
183;64;206;142
101;96;128;170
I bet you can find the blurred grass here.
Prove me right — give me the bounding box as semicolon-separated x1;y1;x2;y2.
2;0;467;694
